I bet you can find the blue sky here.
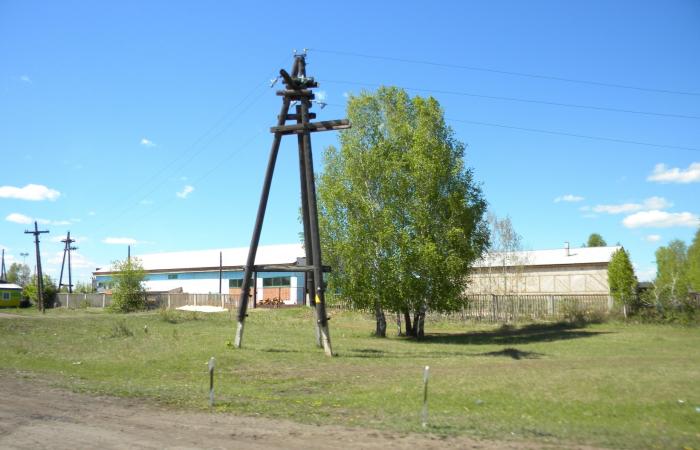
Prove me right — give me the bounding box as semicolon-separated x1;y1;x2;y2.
1;1;699;284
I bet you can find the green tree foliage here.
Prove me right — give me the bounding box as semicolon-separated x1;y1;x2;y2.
6;262;31;287
317;87;489;337
586;233;607;247
22;274;58;308
607;248;636;316
109;258;146;312
655;239;689;308
687;228;700;292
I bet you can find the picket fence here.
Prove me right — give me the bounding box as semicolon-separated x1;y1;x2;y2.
55;293;240;310
327;293;612;323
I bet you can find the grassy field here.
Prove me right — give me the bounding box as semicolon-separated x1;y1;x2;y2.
1;306;699;449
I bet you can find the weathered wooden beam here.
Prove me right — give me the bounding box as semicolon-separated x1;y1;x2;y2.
280;113;316;121
276;89;315;99
270;119;351;135
253;264;331;273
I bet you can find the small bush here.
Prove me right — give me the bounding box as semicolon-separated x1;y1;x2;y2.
158;308;200;323
109;320;134;338
561;300;608;325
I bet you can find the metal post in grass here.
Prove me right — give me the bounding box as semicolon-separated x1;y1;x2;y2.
422;365;430;428
208;357;216;408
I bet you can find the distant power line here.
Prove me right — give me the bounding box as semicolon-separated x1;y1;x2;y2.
322;103;699;152
321;79;700;121
310;48;700;97
446;118;700;152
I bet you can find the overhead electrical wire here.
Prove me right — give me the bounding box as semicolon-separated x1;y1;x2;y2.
446;118;700;153
309;48;700;97
321;102;699;153
321;79;700;120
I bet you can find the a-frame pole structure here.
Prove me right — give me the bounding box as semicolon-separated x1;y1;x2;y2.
58;231;77;293
234;53;350;356
25;221;49;313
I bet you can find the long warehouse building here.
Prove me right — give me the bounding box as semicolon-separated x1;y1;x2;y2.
93;243;309;305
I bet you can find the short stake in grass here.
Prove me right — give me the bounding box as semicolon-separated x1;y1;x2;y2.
208;357;216;408
422;365;430;428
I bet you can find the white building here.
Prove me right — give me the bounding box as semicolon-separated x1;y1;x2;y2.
467;245;621;295
94;243;308;305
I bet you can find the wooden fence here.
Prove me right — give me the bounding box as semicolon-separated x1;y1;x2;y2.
327;293;612;323
55;293;242;310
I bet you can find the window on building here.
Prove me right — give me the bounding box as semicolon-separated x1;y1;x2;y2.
2;293;9;300
263;276;291;287
229;279;243;288
167;274;178;280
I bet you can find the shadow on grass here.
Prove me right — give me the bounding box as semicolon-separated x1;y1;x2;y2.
418;322;609;346
480;347;543;359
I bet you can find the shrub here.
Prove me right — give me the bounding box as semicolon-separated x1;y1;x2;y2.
109;258;146;313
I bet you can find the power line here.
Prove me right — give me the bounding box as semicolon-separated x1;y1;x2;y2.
309;48;700;97
322;102;699;152
446;118;700;152
321;79;700;120
98;84;269;228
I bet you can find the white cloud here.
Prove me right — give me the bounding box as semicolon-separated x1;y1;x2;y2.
140;138;156;147
554;194;584;203
635;265;657;282
644;234;661;242
6;213;32;224
593;196;672;214
88;211;96;216
0;184;60;201
5;213;71;226
647;162;700;184
176;185;194;199
102;237;138;245
139;199;154;205
622;210;700;228
48;251;94;269
342;92;350;98
316;90;327;102
19;75;31;83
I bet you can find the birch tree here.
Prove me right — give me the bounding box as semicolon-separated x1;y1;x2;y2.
318;87;488;337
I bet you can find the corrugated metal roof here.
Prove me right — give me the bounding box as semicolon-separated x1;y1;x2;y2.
94;243;305;274
474;245;621;268
0;283;23;290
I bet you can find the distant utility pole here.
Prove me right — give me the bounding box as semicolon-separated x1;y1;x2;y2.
20;252;29;266
58;231;78;293
25;221;49;312
219;251;223;295
234;51;350;356
127;245;131;262
0;249;7;282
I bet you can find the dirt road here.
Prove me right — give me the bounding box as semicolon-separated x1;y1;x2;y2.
0;373;592;449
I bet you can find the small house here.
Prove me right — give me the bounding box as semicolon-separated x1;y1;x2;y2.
0;283;23;307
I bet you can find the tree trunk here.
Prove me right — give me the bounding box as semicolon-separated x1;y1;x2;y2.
396;311;403;336
403;310;414;337
412;303;427;339
374;301;386;337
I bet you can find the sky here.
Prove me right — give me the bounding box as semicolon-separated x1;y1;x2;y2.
1;1;699;285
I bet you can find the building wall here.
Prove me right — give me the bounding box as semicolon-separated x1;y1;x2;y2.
95;271;305;305
466;263;610;295
0;288;22;307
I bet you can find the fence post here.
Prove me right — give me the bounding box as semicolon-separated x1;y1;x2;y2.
194;295;198;307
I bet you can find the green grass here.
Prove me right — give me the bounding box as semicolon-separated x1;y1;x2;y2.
1;307;698;448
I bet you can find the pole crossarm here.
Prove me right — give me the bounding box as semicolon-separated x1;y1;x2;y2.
233;53;350;357
270;119;351;135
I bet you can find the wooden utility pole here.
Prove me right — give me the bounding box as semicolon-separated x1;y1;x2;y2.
58;231;78;293
234;52;350;356
25;221;49;312
219;251;223;295
0;249;7;282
